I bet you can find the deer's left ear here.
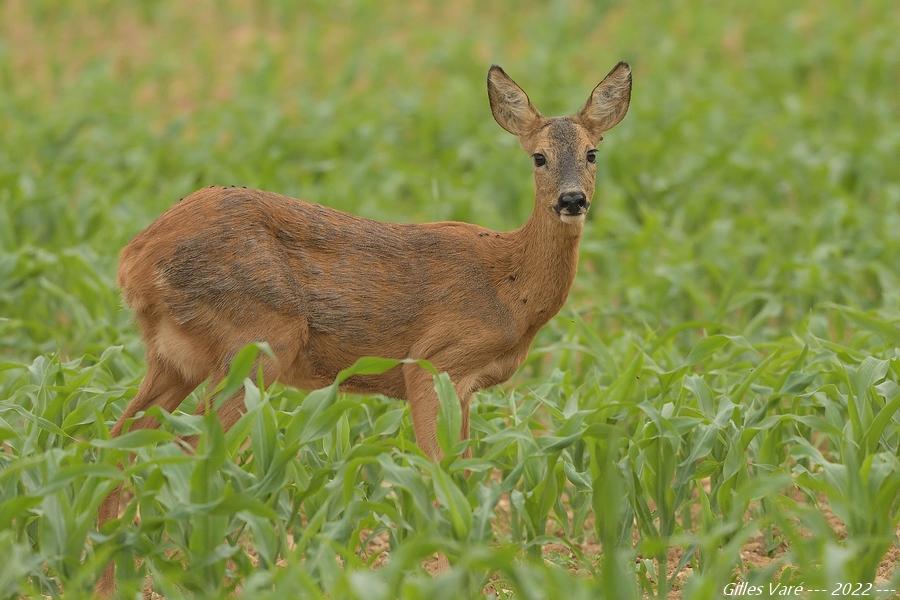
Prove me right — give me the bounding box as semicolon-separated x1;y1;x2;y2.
578;62;632;142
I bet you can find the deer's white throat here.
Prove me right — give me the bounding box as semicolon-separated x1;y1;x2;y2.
559;213;586;225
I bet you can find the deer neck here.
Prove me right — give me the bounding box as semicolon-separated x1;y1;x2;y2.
505;201;583;324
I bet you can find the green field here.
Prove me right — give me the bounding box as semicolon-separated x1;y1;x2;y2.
1;1;898;598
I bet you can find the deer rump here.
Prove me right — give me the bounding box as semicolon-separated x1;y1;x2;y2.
118;186;517;398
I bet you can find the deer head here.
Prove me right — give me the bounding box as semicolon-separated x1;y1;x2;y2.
487;62;632;226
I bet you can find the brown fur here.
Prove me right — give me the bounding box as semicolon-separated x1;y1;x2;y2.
95;63;631;596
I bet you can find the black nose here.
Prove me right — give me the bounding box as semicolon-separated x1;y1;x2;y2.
557;191;588;213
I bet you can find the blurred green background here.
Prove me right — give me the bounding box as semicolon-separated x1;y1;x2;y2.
0;1;897;598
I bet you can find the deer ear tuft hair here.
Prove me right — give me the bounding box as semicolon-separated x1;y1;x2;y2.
487;65;542;136
578;61;632;142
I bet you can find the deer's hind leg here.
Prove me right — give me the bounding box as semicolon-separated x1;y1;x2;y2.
98;361;196;539
96;315;211;597
108;359;198;436
96;356;198;597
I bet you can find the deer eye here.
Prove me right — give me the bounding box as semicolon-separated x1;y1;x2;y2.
532;153;547;167
586;149;597;164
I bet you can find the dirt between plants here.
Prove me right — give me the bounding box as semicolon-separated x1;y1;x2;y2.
347;475;898;598
134;471;896;599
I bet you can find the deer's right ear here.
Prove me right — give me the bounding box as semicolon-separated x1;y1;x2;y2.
487;65;541;136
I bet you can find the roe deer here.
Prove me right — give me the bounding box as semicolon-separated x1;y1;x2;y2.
96;62;631;595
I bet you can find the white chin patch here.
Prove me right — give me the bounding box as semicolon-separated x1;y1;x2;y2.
559;213;586;225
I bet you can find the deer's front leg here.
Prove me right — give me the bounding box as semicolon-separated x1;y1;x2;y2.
458;380;474;459
404;363;443;460
403;363;474;461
